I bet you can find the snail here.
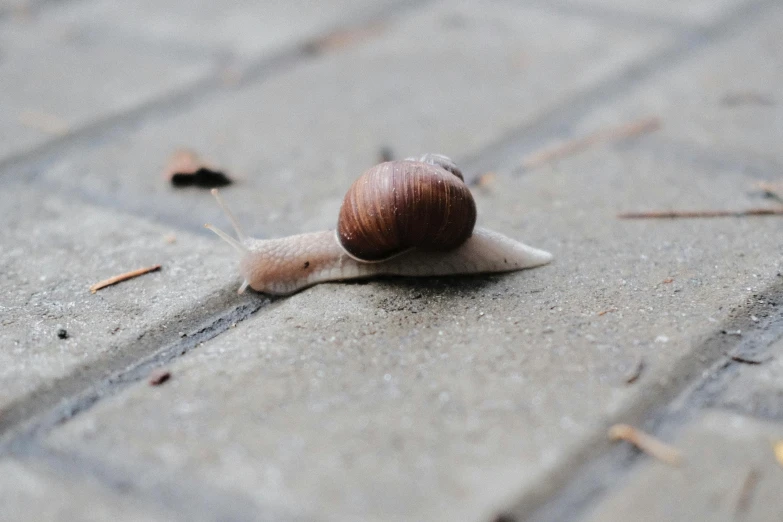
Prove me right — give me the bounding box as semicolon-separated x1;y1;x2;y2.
206;154;552;295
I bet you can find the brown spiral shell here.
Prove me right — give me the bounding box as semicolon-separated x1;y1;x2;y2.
337;157;477;261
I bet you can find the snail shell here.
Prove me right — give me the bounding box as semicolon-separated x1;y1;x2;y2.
337;159;476;261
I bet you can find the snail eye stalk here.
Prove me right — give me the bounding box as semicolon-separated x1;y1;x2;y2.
210;188;248;242
204;223;247;255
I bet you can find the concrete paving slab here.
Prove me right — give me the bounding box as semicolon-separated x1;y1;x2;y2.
0;3;214;164
25;0;673;239
0;183;253;440
1;445;312;522
0;457;170;522
3;0;780;519
41;126;783;521
569;0;783;165
49;0;407;59
584;411;783;522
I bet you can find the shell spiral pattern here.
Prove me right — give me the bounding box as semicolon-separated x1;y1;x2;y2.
337;160;477;261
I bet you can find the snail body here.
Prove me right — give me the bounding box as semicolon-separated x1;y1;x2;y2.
206;154;552;295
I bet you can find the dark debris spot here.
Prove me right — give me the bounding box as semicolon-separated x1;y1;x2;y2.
57;328;68;340
148;370;171;386
303;261;310;269
379;146;394;162
170;168;233;189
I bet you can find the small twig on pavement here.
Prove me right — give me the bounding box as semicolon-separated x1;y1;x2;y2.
624;356;645;384
608;423;682;466
755;181;783;204
727;352;769;365
521;116;661;170
618;208;783;219
149;369;172;386
90;265;162;294
735;468;760;516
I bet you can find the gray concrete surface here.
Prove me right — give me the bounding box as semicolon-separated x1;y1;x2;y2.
717;337;783;420
563;0;748;24
1;0;782;520
0;3;213;163
47;0;406;59
572;0;783;163
0;184;257;438
40;110;783;521
585;411;783;522
27;0;672;237
0;456;171;522
576;338;783;522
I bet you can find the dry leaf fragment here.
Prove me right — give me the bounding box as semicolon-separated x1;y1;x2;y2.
164;149;232;188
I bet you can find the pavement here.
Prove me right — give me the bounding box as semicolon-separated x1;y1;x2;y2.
1;0;782;521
